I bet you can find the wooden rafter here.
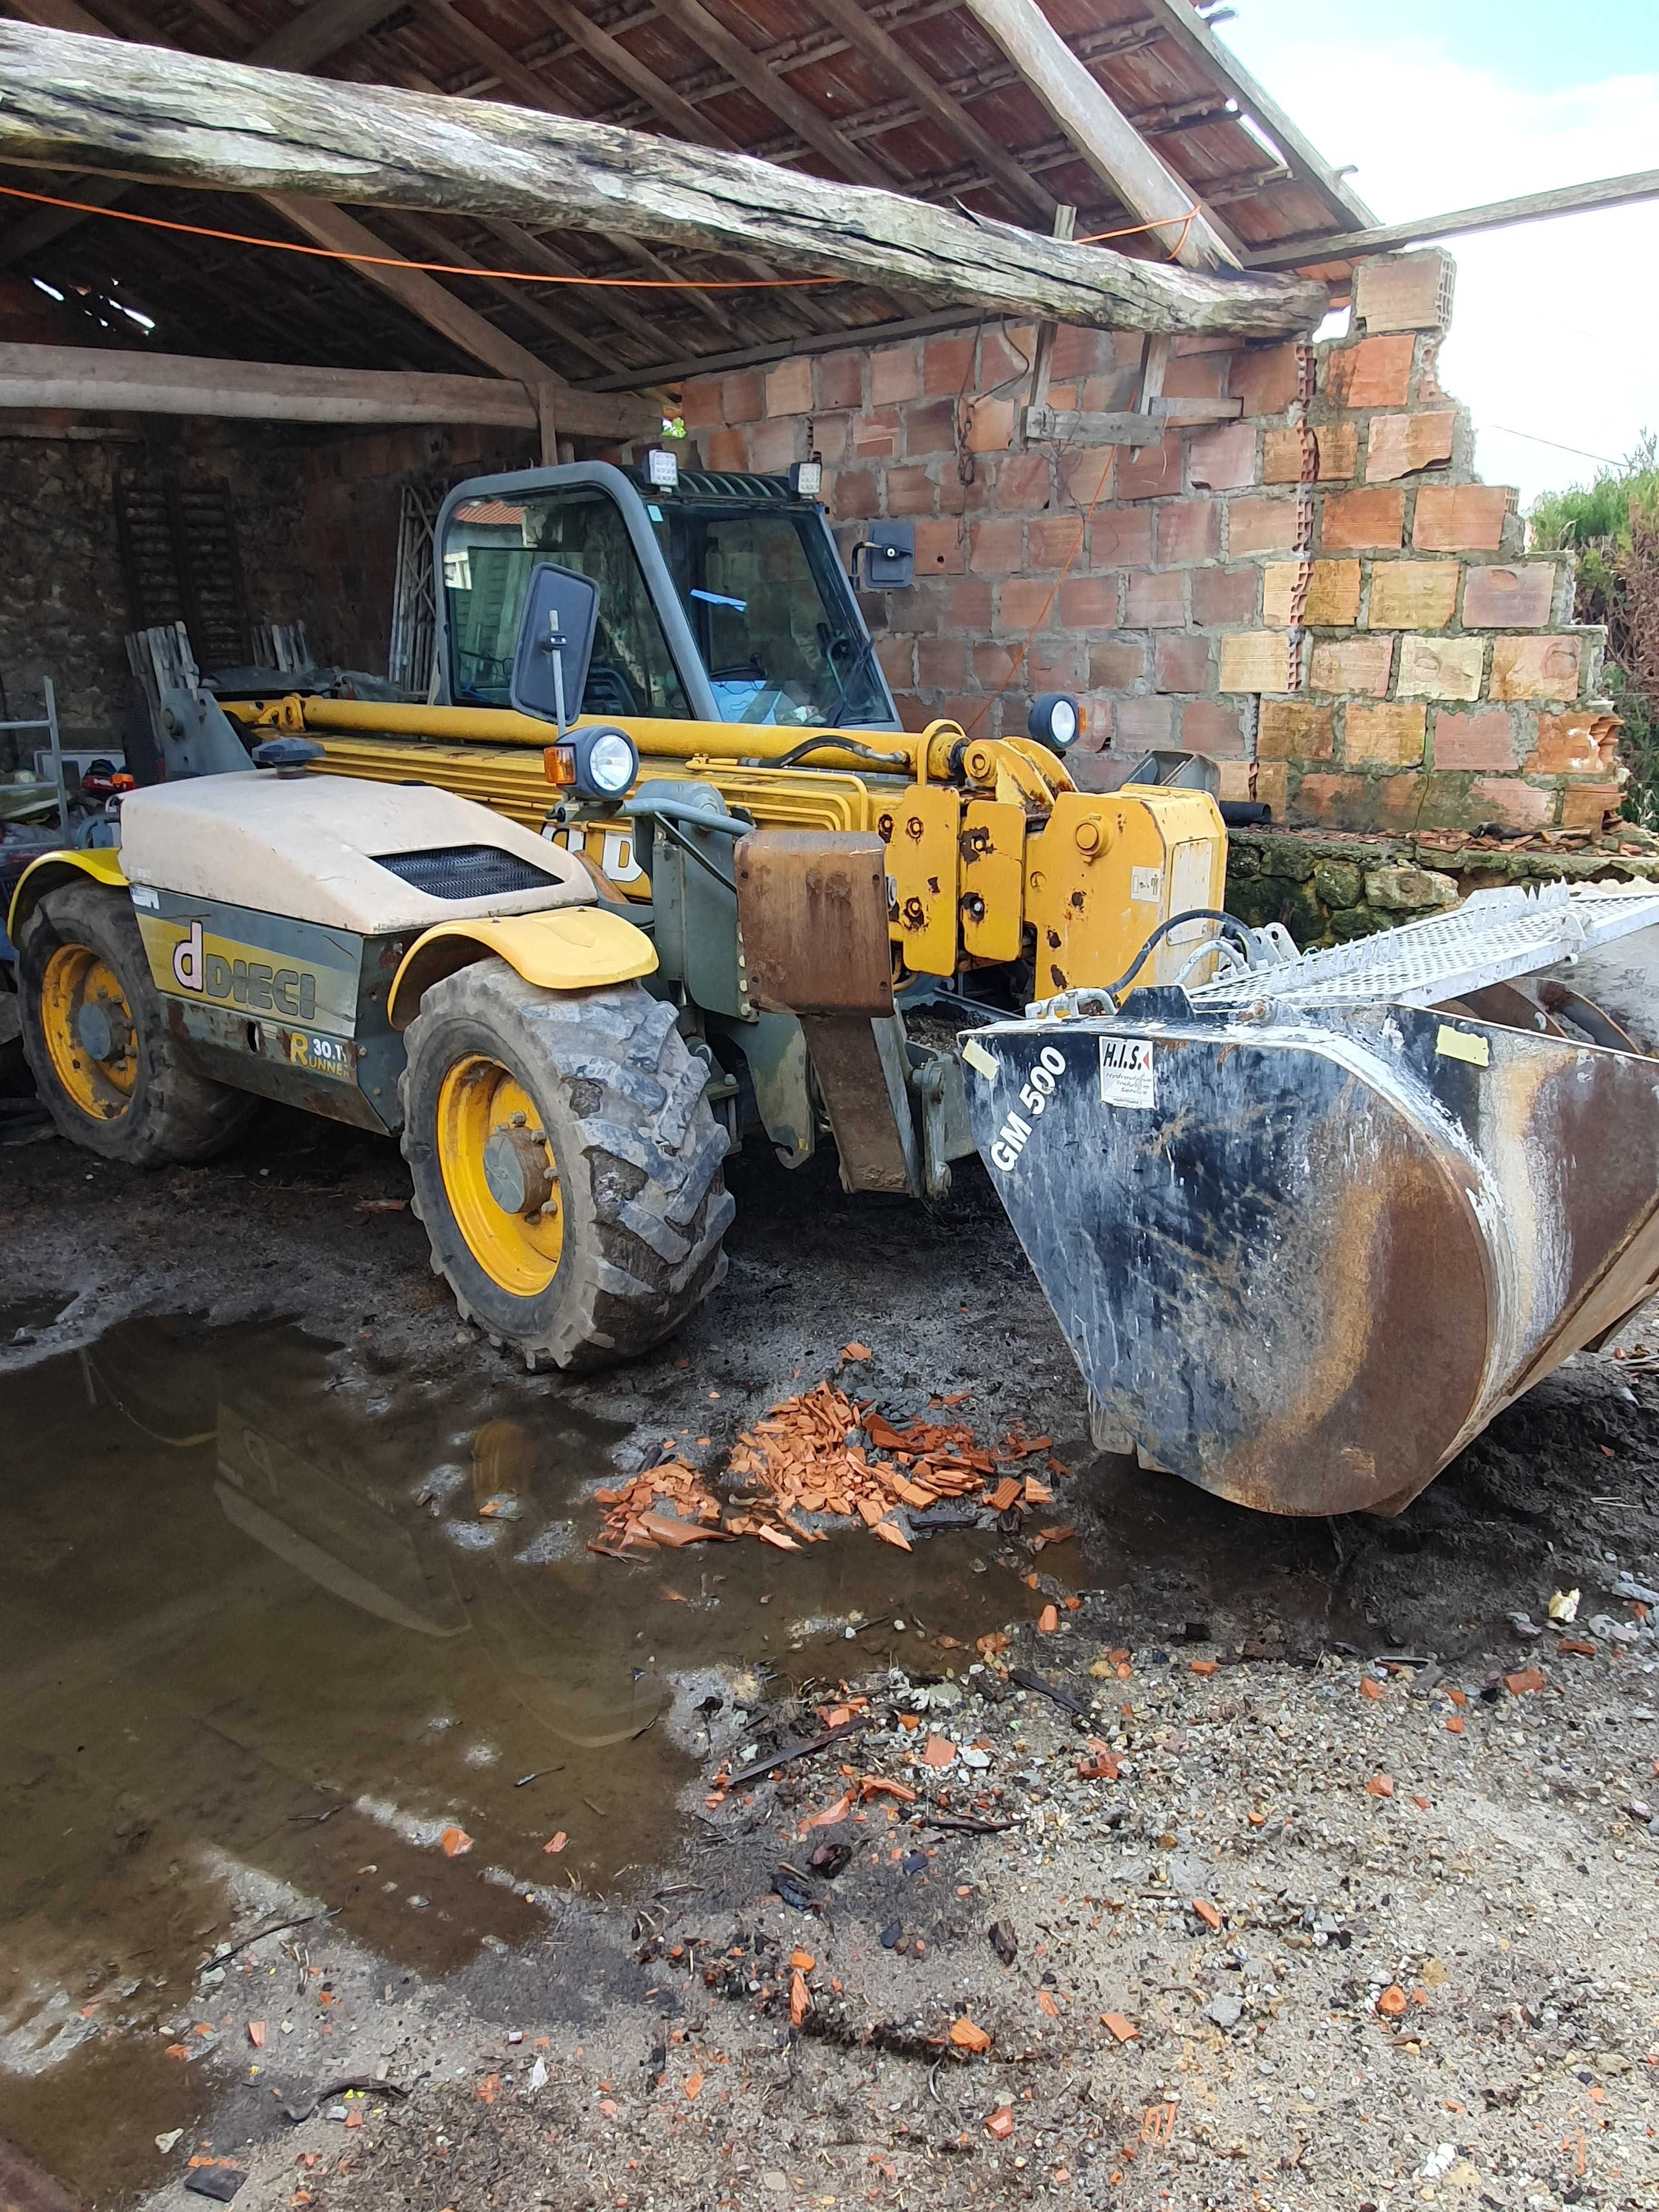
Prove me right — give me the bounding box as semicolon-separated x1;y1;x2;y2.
955;0;1239;270
0;0;573;386
0;23;1330;334
804;0;1055;223
649;0;891;190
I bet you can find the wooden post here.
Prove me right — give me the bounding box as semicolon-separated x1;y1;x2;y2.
536;383;560;466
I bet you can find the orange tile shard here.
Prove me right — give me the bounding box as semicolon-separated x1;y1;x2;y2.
1102;2012;1139;2044
950;2017;992;2053
440;1826;473;1858
985;2105;1015;2138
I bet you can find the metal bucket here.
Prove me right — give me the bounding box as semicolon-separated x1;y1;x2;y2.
964;984;1659;1516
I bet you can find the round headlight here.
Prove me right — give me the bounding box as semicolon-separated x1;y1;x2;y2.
1028;692;1081;754
585;729;638;797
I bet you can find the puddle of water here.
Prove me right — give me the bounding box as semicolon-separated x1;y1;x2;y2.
0;1294;69;1343
0;1315;1025;2201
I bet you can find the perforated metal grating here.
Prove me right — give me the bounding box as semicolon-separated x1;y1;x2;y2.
1190;882;1659;1013
372;844;562;902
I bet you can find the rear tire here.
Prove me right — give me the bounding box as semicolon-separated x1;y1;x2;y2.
18;880;258;1164
400;961;733;1371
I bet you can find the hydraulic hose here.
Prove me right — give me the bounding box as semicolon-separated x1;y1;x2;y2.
1100;910;1258;1004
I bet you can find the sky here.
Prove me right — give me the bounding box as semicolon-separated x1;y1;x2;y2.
1213;0;1659;507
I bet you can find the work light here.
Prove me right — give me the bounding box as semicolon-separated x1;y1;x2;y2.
543;725;640;801
643;448;680;490
1028;693;1081;753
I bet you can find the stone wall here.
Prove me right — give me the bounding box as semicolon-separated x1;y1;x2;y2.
673;250;1619;838
1226;828;1659;949
0;416;535;757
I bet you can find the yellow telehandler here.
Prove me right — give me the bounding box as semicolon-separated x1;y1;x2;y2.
14;453;1659;1515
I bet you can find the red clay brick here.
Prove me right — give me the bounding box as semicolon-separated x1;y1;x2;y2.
923;332;976;395
913;518;966;575
1433;709;1517;771
941;576;993;628
721;370;764;424
1059;448;1115;506
1226;496;1298;554
706;427;747;472
972;642;1017;691
1191;566;1258;626
1089;639;1146;689
1324;334;1415;409
1263;424;1358;484
1258;700;1334;761
1162;353;1229;399
1469;776;1556;830
1230;343;1300;418
1529;709;1614;774
679;378;721;429
1027;638;1082;693
994;453;1051;511
871;345;921;406
998;576;1053;632
1115;695;1175;749
964;397;1017;452
1155;633;1212;692
970;517;1025;574
1188;421;1257;491
1156;500;1220;565
1365;411;1456;482
1029;514;1086;571
1090;508;1153;567
903;397;958;458
1180;700;1247;758
886;466;937;518
765;358;813;416
1123;570;1186;627
1057;575;1121;628
1559;781;1624;830
1322;487;1405;551
1413;483;1512;551
1118;434;1183;501
876;636;915;689
980;325;1035;387
850;409;902;463
916;637;969;690
747;418;799;472
1462;563;1556;627
1051;325;1114;381
815;352;864;412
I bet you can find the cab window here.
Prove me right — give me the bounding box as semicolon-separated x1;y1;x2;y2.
443;488;690;717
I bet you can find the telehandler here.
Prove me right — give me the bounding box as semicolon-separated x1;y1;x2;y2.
10;457;1225;1373
14;453;1659;1513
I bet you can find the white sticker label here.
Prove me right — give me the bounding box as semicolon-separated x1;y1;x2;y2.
130;885;159;910
1435;1022;1490;1068
1130;865;1164;904
961;1036;999;1079
1099;1034;1156;1108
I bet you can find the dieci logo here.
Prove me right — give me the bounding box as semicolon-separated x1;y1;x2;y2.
169;918;318;1021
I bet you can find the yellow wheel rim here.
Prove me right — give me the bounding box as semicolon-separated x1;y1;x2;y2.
436;1055;565;1297
39;942;139;1121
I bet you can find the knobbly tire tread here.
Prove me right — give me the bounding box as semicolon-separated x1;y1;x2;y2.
399;962;733;1372
19;880;258;1165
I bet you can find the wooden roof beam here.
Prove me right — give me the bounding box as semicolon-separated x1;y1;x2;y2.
0;338;660;434
0;22;1329;335
955;0;1239;271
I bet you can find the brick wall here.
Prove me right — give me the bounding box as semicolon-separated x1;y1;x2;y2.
674;251;1619;836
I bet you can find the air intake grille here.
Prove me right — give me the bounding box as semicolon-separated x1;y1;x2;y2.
373;844;560;901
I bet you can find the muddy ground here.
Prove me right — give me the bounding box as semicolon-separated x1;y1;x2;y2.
4;1089;1659;2212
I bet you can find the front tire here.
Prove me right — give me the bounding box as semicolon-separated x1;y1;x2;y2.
18;880;258;1164
400;961;733;1371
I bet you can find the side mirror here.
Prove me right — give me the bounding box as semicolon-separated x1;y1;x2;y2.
510;562;600;734
854;520;914;590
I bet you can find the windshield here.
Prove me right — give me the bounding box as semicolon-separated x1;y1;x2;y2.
654;504;890;727
443;488;690;716
441;483;890;727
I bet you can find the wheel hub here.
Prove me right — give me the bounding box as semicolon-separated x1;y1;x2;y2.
75;998;131;1063
482;1118;555;1218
